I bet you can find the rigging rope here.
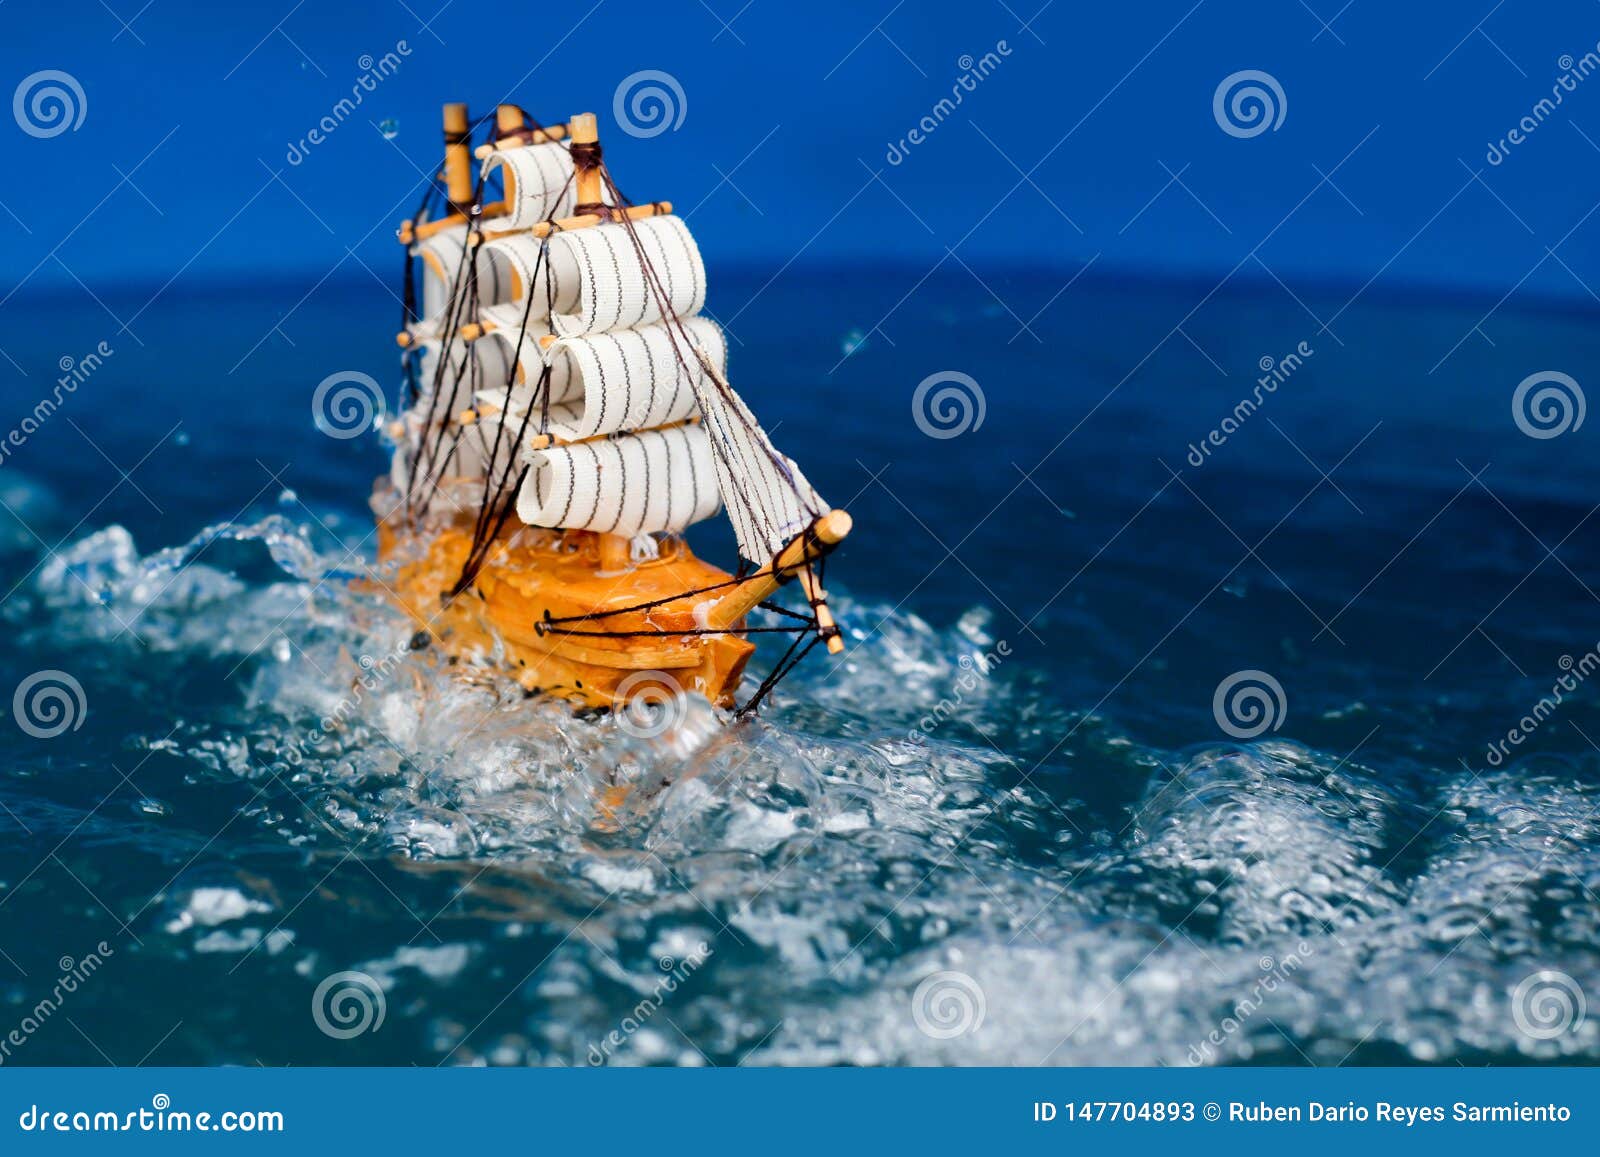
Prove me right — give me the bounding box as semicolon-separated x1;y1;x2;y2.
393;124;836;714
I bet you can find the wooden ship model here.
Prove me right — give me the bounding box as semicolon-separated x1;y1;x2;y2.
374;102;851;714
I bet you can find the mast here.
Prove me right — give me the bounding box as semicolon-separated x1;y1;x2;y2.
396;96;854;691
442;103;474;211
567;112;635;573
494;103;525;140
569;112;602;210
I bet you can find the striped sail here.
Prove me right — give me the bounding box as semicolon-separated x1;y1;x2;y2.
547;214;705;337
475;302;546;387
473;215;705;339
479;317;724;442
482;142;617;233
482;142;578;231
464;210;826;563
691;361;829;564
414;224;469;334
516;423;720;538
474;234;548;316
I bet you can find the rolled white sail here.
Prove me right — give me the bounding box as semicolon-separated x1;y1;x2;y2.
473;215;706;338
538;317;724;440
475;302;547;387
475;234;549;310
414;224;469;333
474;316;724;439
482;142;577;231
548;214;705;337
691;366;829;564
516;423;720;537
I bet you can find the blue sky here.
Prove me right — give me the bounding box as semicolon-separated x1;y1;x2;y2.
3;0;1600;300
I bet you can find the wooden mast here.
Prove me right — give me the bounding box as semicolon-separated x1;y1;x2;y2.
406;103;670;245
476;118;570;158
494;103;525;139
569;112;602;207
442;103;475;211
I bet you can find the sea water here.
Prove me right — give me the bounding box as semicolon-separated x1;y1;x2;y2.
1;267;1598;1065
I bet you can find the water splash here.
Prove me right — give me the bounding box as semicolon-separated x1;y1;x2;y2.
5;507;1600;1066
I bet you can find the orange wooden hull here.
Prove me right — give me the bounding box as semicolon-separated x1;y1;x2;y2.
374;505;754;710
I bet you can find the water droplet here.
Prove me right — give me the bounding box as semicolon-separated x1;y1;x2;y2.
379;118;400;140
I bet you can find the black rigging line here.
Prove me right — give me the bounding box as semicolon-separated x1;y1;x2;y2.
394;124;836;714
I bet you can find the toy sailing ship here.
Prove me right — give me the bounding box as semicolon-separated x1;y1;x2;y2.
373;103;850;715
